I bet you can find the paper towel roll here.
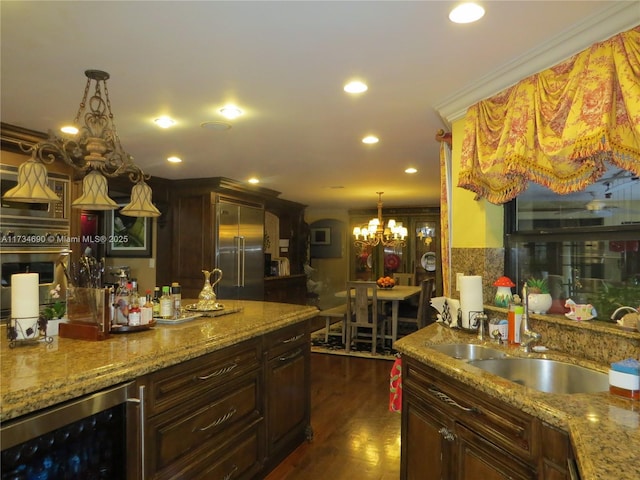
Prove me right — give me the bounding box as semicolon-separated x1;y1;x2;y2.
460;275;483;329
11;273;40;340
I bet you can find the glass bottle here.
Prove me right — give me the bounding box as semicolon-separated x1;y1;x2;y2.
152;286;161;317
171;282;182;319
128;280;141;326
160;286;173;319
113;271;129;325
141;290;154;325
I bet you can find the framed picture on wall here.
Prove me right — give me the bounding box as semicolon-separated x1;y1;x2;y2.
310;227;331;246
105;207;153;257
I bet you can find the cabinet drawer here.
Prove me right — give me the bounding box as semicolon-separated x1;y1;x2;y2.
265;322;308;360
146;339;261;416
194;423;263;480
148;372;261;475
404;358;538;464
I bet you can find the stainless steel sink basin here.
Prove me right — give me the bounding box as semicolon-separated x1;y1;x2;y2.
468;358;609;394
428;343;510;361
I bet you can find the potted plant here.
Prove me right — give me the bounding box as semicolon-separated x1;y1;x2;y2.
526;278;552;314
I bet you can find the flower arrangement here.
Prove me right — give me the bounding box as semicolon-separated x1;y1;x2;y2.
41;284;66;320
526;277;549;294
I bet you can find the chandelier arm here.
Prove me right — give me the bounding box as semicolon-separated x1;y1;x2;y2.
23;137;91;173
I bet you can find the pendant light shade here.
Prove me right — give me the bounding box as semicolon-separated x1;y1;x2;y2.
71;170;119;210
119;181;161;217
2;70;161;218
3;160;60;203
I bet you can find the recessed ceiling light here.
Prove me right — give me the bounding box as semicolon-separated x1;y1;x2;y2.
248;177;260;184
405;167;418;174
167;156;182;163
201;121;232;131
154;116;176;128
219;105;243;119
344;81;368;94
449;2;485;24
60;125;78;134
362;135;379;144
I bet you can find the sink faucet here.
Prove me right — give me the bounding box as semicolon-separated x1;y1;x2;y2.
610;306;638;321
520;284;541;352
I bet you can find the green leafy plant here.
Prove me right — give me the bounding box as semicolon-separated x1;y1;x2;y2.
526;277;550;294
585;282;640;322
41;284;66;320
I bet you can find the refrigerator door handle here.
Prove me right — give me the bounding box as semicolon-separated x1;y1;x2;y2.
236;236;246;287
234;236;242;287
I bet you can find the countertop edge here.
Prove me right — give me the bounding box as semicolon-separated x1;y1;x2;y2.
1;302;319;423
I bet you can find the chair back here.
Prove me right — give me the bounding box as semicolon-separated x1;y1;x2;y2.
393;273;414;286
346;281;377;325
416;278;435;328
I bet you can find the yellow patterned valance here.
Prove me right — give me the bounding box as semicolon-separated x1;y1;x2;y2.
459;26;640;204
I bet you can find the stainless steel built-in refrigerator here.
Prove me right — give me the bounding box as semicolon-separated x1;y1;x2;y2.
215;199;265;301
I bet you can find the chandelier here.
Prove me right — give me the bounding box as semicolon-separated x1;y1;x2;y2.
353;192;407;249
2;70;160;217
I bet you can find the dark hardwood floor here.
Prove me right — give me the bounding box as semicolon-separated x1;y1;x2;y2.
265;353;400;480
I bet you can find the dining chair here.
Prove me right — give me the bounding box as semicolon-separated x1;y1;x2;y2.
397;278;436;330
345;281;387;354
393;273;415;286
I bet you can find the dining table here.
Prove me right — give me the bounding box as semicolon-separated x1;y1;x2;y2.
335;285;422;344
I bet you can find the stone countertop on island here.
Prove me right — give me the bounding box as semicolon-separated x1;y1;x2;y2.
394;323;640;480
1;300;319;423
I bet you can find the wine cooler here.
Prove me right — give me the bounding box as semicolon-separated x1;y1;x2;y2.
1;382;142;480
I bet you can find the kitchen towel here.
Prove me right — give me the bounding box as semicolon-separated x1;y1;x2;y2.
460;275;483;329
389;356;402;413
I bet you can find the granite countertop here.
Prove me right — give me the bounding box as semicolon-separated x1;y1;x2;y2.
394;324;640;480
0;300;319;423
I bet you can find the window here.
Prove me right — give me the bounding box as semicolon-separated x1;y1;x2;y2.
504;168;640;320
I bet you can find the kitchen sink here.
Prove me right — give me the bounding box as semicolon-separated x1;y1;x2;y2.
428;343;511;361
468;358;609;394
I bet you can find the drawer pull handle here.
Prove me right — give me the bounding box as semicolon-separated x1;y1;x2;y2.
195;407;237;432
223;464;238;480
438;427;456;442
197;362;238;380
282;334;304;344
279;348;303;362
428;386;479;414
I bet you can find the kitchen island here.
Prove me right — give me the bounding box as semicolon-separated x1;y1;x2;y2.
1;300;319;479
395;322;640;480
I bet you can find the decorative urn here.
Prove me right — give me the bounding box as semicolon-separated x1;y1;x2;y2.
493;276;515;307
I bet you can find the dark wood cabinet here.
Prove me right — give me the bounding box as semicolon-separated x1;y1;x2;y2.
402;390;453;479
455;424;535;480
141;340;264;479
401;356;574;480
264;321;312;471
264;274;308;304
138;321;311;479
171;193;214;298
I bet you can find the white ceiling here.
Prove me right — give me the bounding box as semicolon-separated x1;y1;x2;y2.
1;1;638;210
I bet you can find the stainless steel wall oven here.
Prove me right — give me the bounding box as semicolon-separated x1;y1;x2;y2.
1;164;71;320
